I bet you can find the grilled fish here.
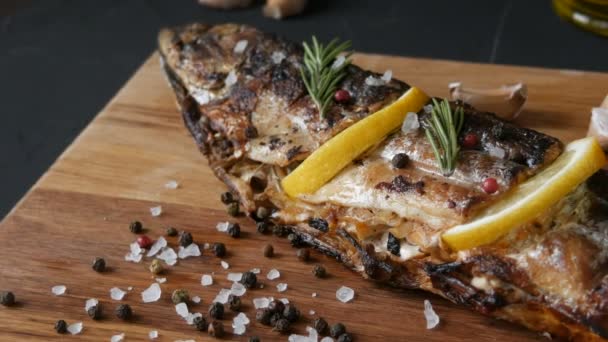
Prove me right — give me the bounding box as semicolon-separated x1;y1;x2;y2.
158;23;608;341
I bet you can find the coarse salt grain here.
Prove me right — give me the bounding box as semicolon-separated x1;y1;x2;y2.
165;258;177;266
424;299;440;329
423;104;433;114
234;40;248;54
67;322;83;335
271;51;286;64
320;337;334;342
336;286;355;303
288;334;308;342
127;287;133;291
225;70;237;87
186;312;202;325
148;330;159;339
250;267;261;274
175;302;189;318
150;205;162;217
279;298;289;304
276;283;288;292
125;252;143;263
157;247;177;263
401;112;420;134
381;69;393;83
309;310;316;315
85;298;98;312
178;243;201;259
141;283;162;303
191;296;201;304
201;274;213;286
110;333;125;342
221;260;230;269
227;273;243;282
147;237;167;257
155;277;166;284
110;287;127;300
233;312;250;325
233;324;246;335
216;221;229;232
266;268;280;280
164;180;179;189
51;285;66;296
332;55;346;69
230;282;247;297
307;326;318;341
213;289;231;304
312;292;317;297
365;75;385;86
253;297;270;309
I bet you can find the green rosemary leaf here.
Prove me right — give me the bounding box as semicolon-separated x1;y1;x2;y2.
424;99;464;176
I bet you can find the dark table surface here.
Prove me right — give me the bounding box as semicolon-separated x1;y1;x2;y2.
1;0;607;218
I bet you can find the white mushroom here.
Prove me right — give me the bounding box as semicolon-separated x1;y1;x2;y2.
448;82;527;121
263;0;307;19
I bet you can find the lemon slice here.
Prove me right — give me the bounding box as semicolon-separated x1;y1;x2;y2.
442;136;606;251
281;87;430;197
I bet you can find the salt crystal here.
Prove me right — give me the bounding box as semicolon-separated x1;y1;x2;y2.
288;334;309;342
157;247;177;262
336;286;354;303
332;55;346;69
213;289;231;304
401;112;420;134
148;330;159;339
147;237;167;257
130;241;142;255
488;145;506;159
201;274;213;286
175;340;196;342
165;258;177;266
267;268;280;280
110;287;126;300
127;287;133;291
381;69;393;83
178;243;201;259
225;70;237;87
233;324;246;335
164;180;179;189
125;252;143;263
192;296;201;304
186;312;202;325
365;75;385;86
424;299;440;329
271;51;286;64
234;40;248;54
250;267;261;274
312;292;317;297
321;337;334;342
155;277;166;284
230;282;247;297
307;326;318;341
110;333;125;342
141;283;162;303
67;322;83;335
227;273;243;282
253;297;270;309
216;221;230;232
150;205;162;217
51;285;66;296
309;310;316;315
203;242;211;249
85;298;99;312
233;312;250;326
259;284;265;289
423;104;433;114
221;260;230;269
279;298;289;304
276;283;288;292
175;302;189;318
541;332;552;340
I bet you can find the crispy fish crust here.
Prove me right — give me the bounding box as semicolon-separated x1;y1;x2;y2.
159;23;608;341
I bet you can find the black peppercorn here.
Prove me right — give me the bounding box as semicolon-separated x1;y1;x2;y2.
129;220;143;234
263;244;274;257
330;323;346;338
268;299;285;314
240;271;257;289
283;304;300;323
178;231;194;247
313;265;327;278
212;243;226;257
273;318;291;334
193;315;208;331
54;319;68;334
313;317;329;334
166;227;178;236
287;233;302;247
208;302;224;319
87;304;102;320
0;291;15;306
255;206;269;220
92;257;106;272
228;295;241;312
250;176;267;193
391;153;409;169
248;336;261;342
227;202;240;217
272;225;288;237
227;222;241;238
269;312;283;327
171;289;190;304
337;333;354;342
387;232;401;256
208;320;224;338
256;308;272;325
115;304;132;320
256;221;271;234
220;191;234;204
296;248;310;262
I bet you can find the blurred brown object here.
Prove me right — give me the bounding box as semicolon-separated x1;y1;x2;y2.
602;94;608;109
263;0;308;19
198;0;254;10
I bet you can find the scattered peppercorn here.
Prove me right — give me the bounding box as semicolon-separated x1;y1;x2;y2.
115;304;132;320
296;248;310;262
337;333;354;342
129;220;143;234
256;308;272;325
330;323;347;338
387;232;400;256
92;257;106;272
268;299;285;314
462;133;479;148
283;304;300;323
228;295;241;312
334;89;351;103
287;233;303;247
269;313;283;327
87;304;102;320
273;225;288;237
149;259;164;275
171;289;190;304
256;221;271;234
0;291;15;306
273;318;291;334
136;235;153;249
263;244;274;258
256;206;269;220
482;177;499;194
313;265;327;278
166;226;178;237
227;222;241;238
220;192;234;204
178;231;194;247
313;317;329;334
208;320;225;338
208;302;224;319
391;153;409;169
54;319;68;334
227;202;240;217
240;271;257;289
193;315;208;331
248;336;261;342
212;243;226;257
250;176;267;193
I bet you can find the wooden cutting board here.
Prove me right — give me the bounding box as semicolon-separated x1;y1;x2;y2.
1;52;607;342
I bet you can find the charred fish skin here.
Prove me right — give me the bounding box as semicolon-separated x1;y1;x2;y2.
160;23;607;341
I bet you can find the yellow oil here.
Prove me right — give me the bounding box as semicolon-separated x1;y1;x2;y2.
553;0;608;37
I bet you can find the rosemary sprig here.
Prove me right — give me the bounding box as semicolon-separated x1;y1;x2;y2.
301;36;352;118
424;98;464;177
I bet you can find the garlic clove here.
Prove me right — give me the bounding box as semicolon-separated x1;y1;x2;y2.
587;94;608;154
448;82;527;121
263;0;307;20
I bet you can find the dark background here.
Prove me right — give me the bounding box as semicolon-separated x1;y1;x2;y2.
1;0;607;218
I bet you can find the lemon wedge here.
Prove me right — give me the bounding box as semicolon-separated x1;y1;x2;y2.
281;87;430;197
442;136;606;251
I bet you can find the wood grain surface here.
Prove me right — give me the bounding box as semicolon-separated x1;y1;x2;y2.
1;53;607;342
